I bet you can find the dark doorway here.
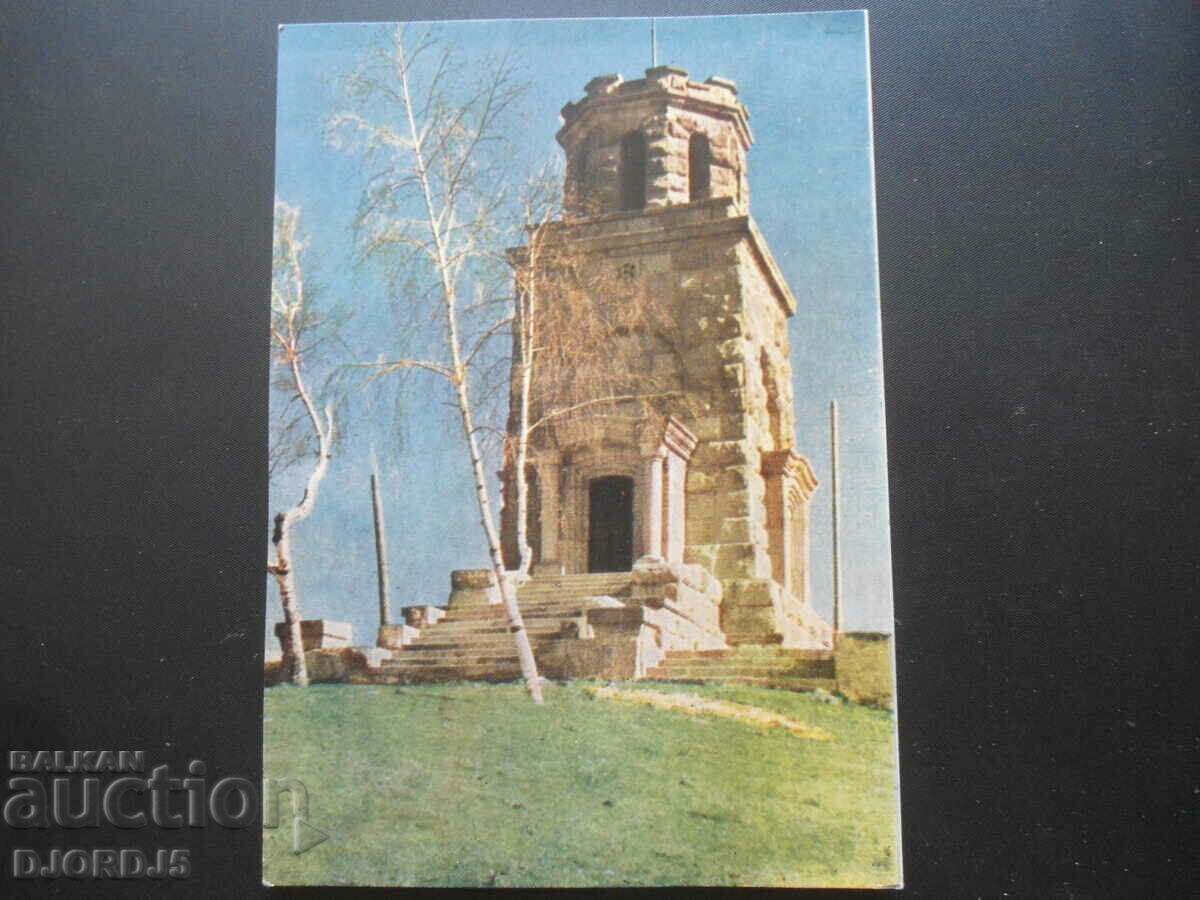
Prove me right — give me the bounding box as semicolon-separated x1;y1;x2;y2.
688;132;712;201
588;476;634;572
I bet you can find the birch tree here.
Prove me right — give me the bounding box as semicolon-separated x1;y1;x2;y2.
329;26;546;702
506;176;560;580
267;199;336;686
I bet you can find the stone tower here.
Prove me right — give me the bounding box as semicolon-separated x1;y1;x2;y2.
500;66;831;649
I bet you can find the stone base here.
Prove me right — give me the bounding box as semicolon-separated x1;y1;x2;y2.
534;558;565;575
719;580;780;641
835;632;894;710
535;565;727;680
718;580;831;650
305;647;395;684
354;646;394;669
540;607;662;680
275;619;352;651
265;647;393;685
377;624;420;650
263;659;284;687
447;568;503;609
402;605;446;628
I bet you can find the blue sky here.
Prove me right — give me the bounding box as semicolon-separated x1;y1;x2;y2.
268;11;893;648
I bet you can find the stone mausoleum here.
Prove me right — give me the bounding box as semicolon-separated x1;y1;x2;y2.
374;67;848;692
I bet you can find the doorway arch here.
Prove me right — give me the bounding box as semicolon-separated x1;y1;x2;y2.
587;475;635;572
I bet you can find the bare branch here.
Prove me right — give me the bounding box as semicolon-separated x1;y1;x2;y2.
352;358;455;382
333;26;546;701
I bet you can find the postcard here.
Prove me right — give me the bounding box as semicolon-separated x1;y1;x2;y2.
263;11;899;888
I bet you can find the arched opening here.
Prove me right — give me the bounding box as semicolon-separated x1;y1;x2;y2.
619;131;647;211
587;475;634;572
570;145;591;212
688;133;712;202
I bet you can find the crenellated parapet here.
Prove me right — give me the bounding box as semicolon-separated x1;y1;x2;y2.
558;67;752;216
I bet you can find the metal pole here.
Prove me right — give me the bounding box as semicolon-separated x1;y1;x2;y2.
830;400;842;642
370;452;391;628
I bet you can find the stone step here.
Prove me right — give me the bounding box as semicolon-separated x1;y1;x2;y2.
403;640;554;654
406;635;560;651
519;580;629;588
403;628;563;645
438;607;593;624
378;574;632;686
647;662;835;679
429;611;584;626
517;586;630;598
524;574;631;584
652;662;831;674
662;648;832;661
641;672;837;692
513;588;628;595
381;648;523;662
515;589;629;599
429;609;579;623
509;596;628;607
402;639;554;654
381;665;525;683
442;597;614;614
399;649;553;662
519;585;626;593
381;657;518;672
724;633;784;646
417;624;571;638
383;648;522;663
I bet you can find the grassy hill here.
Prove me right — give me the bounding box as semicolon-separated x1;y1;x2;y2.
263;680;900;888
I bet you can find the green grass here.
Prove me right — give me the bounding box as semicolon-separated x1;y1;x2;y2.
263;680;900;888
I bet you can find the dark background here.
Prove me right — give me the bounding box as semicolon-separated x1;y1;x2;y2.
1;1;1196;896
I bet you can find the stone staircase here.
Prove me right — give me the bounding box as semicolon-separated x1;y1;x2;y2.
643;645;837;693
379;572;632;684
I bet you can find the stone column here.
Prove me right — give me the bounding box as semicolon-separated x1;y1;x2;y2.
790;494;810;607
658;417;698;568
641;451;665;560
663;453;687;566
761;449;817;601
762;452;789;592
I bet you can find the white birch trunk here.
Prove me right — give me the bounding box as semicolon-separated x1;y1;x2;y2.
514;259;537;580
268;218;334;686
453;372;544;704
395;38;544;703
270;514;308;686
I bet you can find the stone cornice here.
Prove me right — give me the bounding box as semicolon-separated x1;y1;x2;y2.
762;449;819;500
744;216;797;317
511;200;797;318
504;200;796;321
558;69;752;150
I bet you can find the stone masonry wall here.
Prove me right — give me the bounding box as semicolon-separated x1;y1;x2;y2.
669;218;797;593
559;68;750;218
543;202;771;586
513;198;826;644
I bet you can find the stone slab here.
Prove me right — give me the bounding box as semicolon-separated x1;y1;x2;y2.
275;619;352;651
377;623;421;649
835;632;895;710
